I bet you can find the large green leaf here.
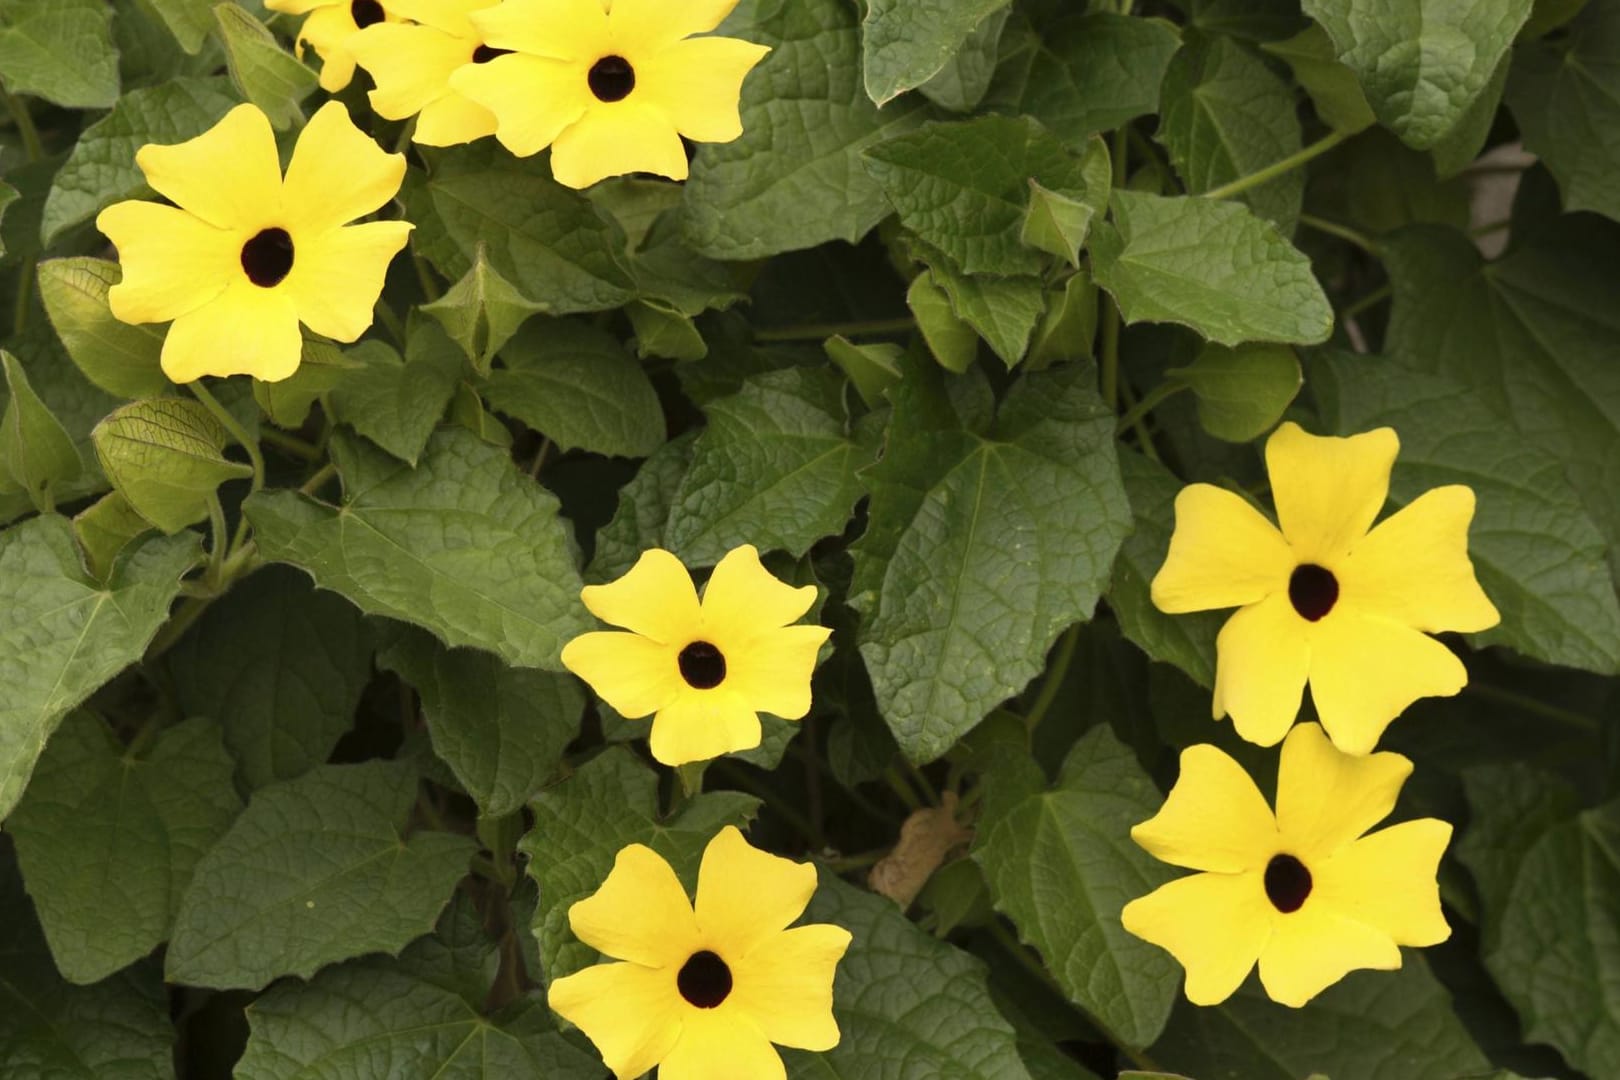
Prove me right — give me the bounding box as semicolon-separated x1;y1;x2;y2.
244;429;590;672
0;0;118;108
166;761;476;990
1301;0;1532;149
1091;191;1333;346
861;0;1007;105
92;398;254;535
916;246;1047;367
683;0;930;260
213;1;315;130
145;0;218;52
917;6;1009;113
0;349;82;509
973;726;1179;1050
852;361;1131;763
0;519;198;822
36;258;169;400
6;714;240;984
328;326;463;467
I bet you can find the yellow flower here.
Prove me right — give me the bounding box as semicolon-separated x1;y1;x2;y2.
449;0;771;188
1152;421;1499;754
264;0;404;92
561;545;830;766
95;103;412;384
348;0;501;146
1121;723;1452;1008
549;825;851;1080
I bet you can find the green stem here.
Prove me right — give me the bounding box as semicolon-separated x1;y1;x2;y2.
1341;283;1392;321
299;461;338;497
1099;298;1122;410
754;316;915;343
884;765;924;812
1024;624;1079;735
204;492;229;581
1115;379;1189;435
1297;212;1381;255
143;541;260;661
3;87;43;163
189;381;265;496
259;426;322;462
1465;682;1600;732
1201;130;1349;201
527;437;552;479
374;301;407;347
413;252;443;302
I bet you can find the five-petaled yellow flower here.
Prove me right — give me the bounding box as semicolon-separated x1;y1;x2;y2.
349;0;503;146
1122;723;1451;1008
96;102;412;384
264;0;403;91
1152;421;1499;754
561;545;830;766
549;825;851;1080
451;0;771;188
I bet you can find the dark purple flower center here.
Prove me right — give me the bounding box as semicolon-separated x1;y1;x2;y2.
1264;854;1312;913
241;228;294;288
1288;563;1339;621
678;641;726;689
588;55;636;102
350;0;385;28
677;950;732;1008
471;43;511;64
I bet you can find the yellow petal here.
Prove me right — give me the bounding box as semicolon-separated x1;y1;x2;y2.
297;5;366;92
630;36;769;143
560;631;681;718
281;101;408;234
452;53;593;158
1313;819;1452;947
135;103;282;232
568;842;699;968
1151;483;1294;614
282;220;411;342
1212;592;1310;747
549;101;690;188
580;548;701;643
1338;485;1499;633
1266;422;1399;564
1256;903;1401;1008
351;23;471;121
547;961;684;1080
160;280;302;383
385;0;490;34
700;544;818;639
96;201;234;324
263;0;331;13
647;688;762;766
694;827;818;956
721;623;829;720
1130;744;1277;873
1307;609;1467;755
415;91;499;147
1120;870;1272;1006
607;0;742;50
1274;722;1412;860
729;923;851;1050
657;1007;786;1080
471;0;608;59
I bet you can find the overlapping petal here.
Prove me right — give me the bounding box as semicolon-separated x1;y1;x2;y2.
695;826;817;956
1267;422;1399;564
281;102;409;234
283;220;413;342
134;104;281;231
295;4;371;92
547;961;684;1080
608;0;743;51
452;54;593;158
1256;904;1401;1008
1307;610;1468;754
1151;484;1294;613
470;0;607;59
1211;592;1310;747
96;202;235;324
351;23;472;119
568;843;699;968
161;280;302;383
1120;871;1272;1006
1274;723;1411;859
1338;485;1500;633
1130;745;1278;873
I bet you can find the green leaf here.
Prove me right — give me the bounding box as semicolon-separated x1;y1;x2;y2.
378;627;584;819
865;115;1095;277
625;298;707;361
908;271;980;373
167;565;376;789
861;0;1008;105
212;1;316;130
1458;764;1583;945
587;431;695;584
520;747;758;982
41;77;238;246
420;246;545;376
1260;25;1375;134
1167;341;1301;442
481;319;664;458
6;714;240;984
683;0;930;260
917;244;1046;367
1022;182;1096;269
987;13;1181;148
0;0;119;108
973;726;1180;1049
1315;350;1620;674
252;340;361;431
824;335;903;407
92;397;254;534
0;180;16;257
1524;0;1592;36
0;350;83;509
0;518;199;821
166;760;476;990
665;366;868;567
36;258;170;400
782;872;1035;1079
328;326;463;467
72;490;153;581
1090;191;1334;346
852;361;1132;763
1028;270;1100;368
145;0;219;53
244;429;590;671
918;5;1009;113
1301;0;1533;149
1155;34;1303;227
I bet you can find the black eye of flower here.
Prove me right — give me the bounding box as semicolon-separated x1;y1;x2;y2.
677;950;732;1008
350;0;385;28
1288;563;1339;621
1264;853;1312;913
678;641;726;689
240;228;295;288
471;43;511;64
588;55;636;102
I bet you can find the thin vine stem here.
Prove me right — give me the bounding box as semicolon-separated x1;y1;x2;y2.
189;380;265;496
1115;379;1189;436
1024;623;1080;735
3;87;43;163
754;317;915;343
1297;213;1381;255
1201;130;1349;201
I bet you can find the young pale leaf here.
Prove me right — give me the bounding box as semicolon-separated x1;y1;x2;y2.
684;0;930;260
973;726;1180;1049
328;325;463;466
823;335;903;407
917;5;1009;112
0;519;199;821
520;747;759;982
244;429;590;671
420;245;545;375
92;397;253;534
1028;270;1099;368
665;366;869;566
1167;341;1301;443
377;627;584;819
917;246;1045;367
861;0;1008;105
1090;191;1333;346
6;714;241;985
481;319;664;458
1261;25;1374;134
1021;182;1095;268
852;361;1131;763
72;490;152;581
0;350;83;508
213;1;317;130
1301;0;1532;149
167;565;376;789
36;258;170;400
166;761;476;990
0;0;119;108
